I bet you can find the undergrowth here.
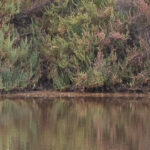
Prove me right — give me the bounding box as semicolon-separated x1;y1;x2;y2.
0;0;150;91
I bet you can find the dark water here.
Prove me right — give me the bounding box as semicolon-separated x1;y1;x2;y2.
0;97;150;150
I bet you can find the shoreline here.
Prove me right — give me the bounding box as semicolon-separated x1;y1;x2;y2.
0;90;150;99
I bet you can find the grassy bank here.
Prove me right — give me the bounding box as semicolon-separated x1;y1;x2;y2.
0;0;150;92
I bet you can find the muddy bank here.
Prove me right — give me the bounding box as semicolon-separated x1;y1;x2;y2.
0;83;150;100
0;90;150;100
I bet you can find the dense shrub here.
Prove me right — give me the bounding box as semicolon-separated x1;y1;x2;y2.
0;0;150;91
0;2;40;90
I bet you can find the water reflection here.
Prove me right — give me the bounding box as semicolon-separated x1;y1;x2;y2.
0;98;150;150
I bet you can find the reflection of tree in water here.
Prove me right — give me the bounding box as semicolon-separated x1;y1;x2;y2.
42;99;150;150
0;99;40;150
0;98;150;150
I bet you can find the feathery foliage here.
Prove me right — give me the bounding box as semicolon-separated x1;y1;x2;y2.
0;0;150;91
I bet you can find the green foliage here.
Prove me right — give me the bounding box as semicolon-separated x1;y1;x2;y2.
0;0;150;91
0;22;40;90
40;0;114;89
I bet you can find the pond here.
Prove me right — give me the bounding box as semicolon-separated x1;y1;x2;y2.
0;97;150;150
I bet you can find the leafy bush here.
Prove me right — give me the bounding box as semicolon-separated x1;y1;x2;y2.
0;22;40;90
0;0;150;91
38;0;115;90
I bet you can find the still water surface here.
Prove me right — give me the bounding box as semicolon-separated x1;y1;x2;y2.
0;97;150;150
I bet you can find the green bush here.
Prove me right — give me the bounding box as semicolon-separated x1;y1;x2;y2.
0;22;40;90
39;0;114;90
0;0;150;91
